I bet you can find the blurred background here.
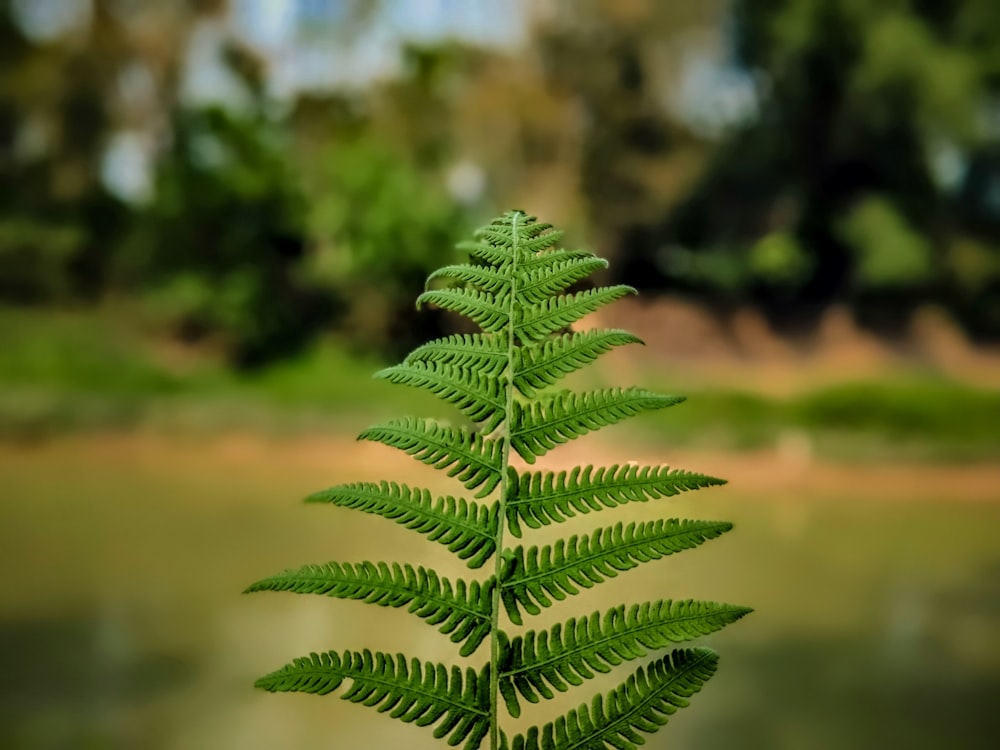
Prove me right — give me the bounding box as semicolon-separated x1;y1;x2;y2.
2;0;999;748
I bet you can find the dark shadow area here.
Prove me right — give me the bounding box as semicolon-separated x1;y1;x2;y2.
0;613;196;750
684;560;1000;750
692;638;1000;749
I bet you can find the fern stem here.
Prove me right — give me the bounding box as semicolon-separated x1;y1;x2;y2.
490;210;522;750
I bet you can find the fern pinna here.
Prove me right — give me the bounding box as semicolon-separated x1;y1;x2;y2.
246;211;750;749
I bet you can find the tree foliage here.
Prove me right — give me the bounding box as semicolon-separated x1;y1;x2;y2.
120;107;327;367
607;0;1000;334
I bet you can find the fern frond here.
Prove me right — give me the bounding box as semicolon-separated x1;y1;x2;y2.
518;249;595;271
484;212;554;237
515;286;635;344
473;226;534;250
516;257;609;304
404;333;507;373
418;288;509;332
511;389;684;463
507;464;725;536
456;239;511;267
250;210;749;749
514;330;643;397
427;263;513;297
375;361;506;431
476;219;562;256
246;562;493;655
497;603;748;715
500;520;733;623
454;217;561;269
305;481;498;568
257;650;490;749
508;648;718;750
359;418;503;497
517;234;564;254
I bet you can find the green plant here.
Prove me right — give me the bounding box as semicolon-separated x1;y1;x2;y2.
306;132;469;357
120;107;322;368
246;211;750;749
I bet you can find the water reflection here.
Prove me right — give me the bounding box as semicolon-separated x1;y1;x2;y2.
2;438;997;749
688;634;1000;750
3;564;996;750
678;560;1000;750
0;611;194;749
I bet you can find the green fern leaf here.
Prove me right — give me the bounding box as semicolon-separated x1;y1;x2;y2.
518;248;595;271
476;219;561;255
507;464;725;536
426;263;513;297
497;602;749;715
375;361;506;430
508;648;718;750
245;561;493;655
455;239;511;267
515;286;635;344
405;333;508;373
426;256;608;309
511;389;684;463
515;257;609;304
305;481;497;568
418;288;509;332
516;233;565;254
359;418;503;498
513;330;643;397
257;650;490;749
500;520;733;622
249;211;749;749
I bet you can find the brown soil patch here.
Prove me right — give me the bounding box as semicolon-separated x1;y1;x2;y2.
582;297;1000;394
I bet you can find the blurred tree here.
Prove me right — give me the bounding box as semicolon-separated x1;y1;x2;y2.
120;106;330;368
615;0;1000;336
287;38;573;357
0;0;123;301
529;0;728;260
305;129;469;359
0;0;196;303
0;0;344;366
7;0;998;355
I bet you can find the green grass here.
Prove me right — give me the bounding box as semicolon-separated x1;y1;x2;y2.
0;307;439;438
2;306;999;460
0;307;179;393
630;378;1000;461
